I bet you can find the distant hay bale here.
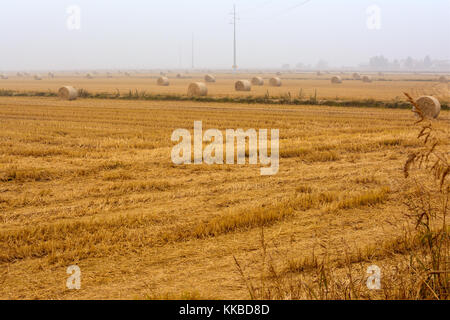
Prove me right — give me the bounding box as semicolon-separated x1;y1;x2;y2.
58;86;78;101
378;72;384;76
106;72;113;78
352;72;361;80
438;75;448;83
413;96;441;119
204;74;216;83
176;73;182;79
16;72;23;77
124;72;131;77
251;77;264;86
188;82;208;96
331;76;342;84
362;75;372;83
276;72;282;76
157;76;170;86
269;77;282;87
48;72;54;78
316;71;322;76
34;74;42;80
0;74;8;80
235;80;251;92
86;73;93;79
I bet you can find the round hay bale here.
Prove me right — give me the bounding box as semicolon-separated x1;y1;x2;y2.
438;75;448;83
34;74;42;81
251;77;264;86
157;76;170;86
276;72;282;76
86;73;93;79
0;74;8;80
188;82;208;96
16;72;23;77
413;96;441;119
58;86;78;101
352;72;361;80
378;72;384;76
176;73;182;79
316;71;322;76
362;75;372;83
124;72;131;77
235;80;251;92
48;72;55;79
331;76;342;84
204;74;216;83
269;77;282;87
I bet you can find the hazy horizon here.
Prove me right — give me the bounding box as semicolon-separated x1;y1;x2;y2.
1;0;449;71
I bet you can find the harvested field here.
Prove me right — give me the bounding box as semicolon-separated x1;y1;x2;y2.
1;95;448;299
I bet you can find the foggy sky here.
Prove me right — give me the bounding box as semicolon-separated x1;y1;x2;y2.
0;0;449;71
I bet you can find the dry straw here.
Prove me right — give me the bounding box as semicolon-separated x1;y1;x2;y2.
438;75;448;83
352;72;361;80
188;82;208;96
413;96;441;119
204;74;216;83
269;77;282;87
157;76;170;86
235;80;251;92
362;75;372;83
251;77;264;86
331;75;342;84
58;86;78;101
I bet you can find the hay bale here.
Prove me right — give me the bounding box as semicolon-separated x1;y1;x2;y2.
157;76;170;86
16;72;23;77
204;74;216;83
362;75;372;83
86;73;93;79
269;77;282;87
124;72;131;77
251;77;264;86
413;96;441;119
34;74;42;80
0;74;8;80
438;75;448;83
316;71;322;76
276;72;282;76
352;72;361;80
58;86;78;101
48;72;54;79
235;80;251;92
188;82;208;96
331;76;342;84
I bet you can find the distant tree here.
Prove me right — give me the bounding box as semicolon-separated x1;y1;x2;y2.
423;55;432;68
369;55;390;69
316;59;328;70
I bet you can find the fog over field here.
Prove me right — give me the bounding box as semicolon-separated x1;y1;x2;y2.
1;0;449;70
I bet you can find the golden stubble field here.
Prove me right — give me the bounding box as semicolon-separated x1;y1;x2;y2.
0;75;449;299
1;72;449;102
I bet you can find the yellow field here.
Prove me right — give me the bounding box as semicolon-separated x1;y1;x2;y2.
0;78;449;299
1;72;448;102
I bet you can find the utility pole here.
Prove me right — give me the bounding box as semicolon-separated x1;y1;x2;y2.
231;4;238;73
